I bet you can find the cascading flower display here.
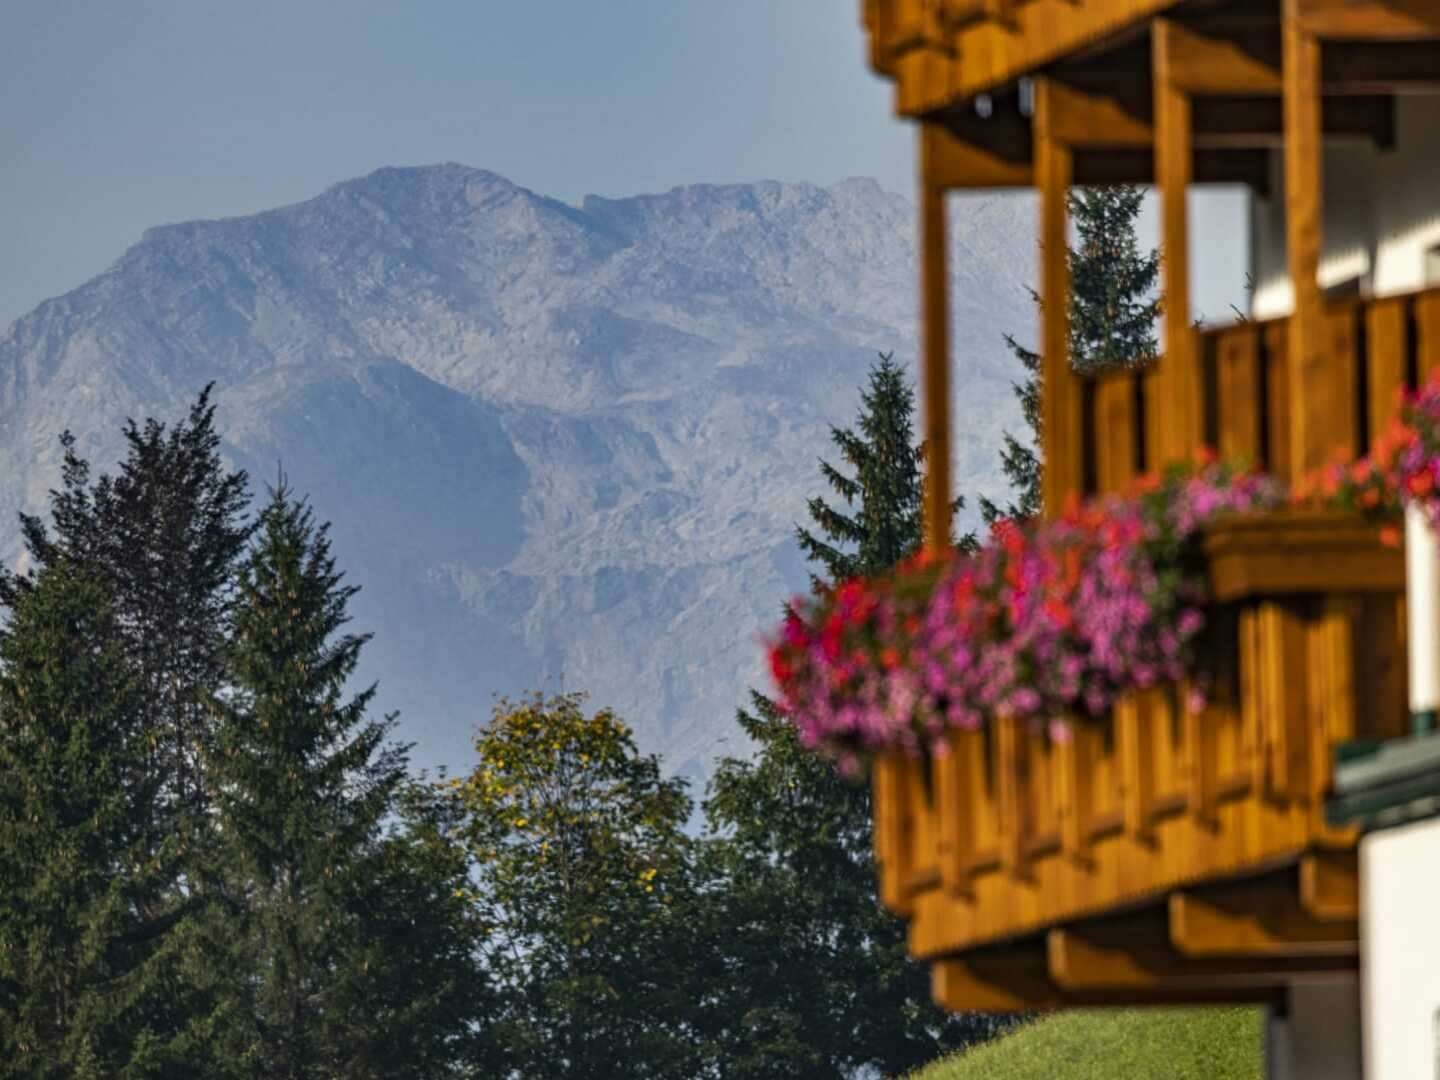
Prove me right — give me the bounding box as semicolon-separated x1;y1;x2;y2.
766;458;1286;767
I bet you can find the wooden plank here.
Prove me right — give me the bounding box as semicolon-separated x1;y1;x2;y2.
1284;5;1328;485
1092;372;1139;493
1204;510;1405;601
1264;321;1293;479
1366;295;1408;443
1183;683;1222;828
923;121;1033;190
1257;601;1312;804
1239;607;1267;798
872;755;915;915
1055;719;1096;868
1416;291;1440;384
885;0;1188;114
1170;880;1359;957
1048;919;1356;991
1298;0;1440;38
1154;18;1282;95
1154;25;1201;466
1324;305;1361;462
995;714;1029;880
1300;851;1360;921
1041;80;1153;148
1035;78;1083;517
936;729;979;899
1116;693;1157;846
1308;597;1359;818
918;140;953;553
1215;325;1263;465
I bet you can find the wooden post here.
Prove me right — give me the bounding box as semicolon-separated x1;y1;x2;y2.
919;126;953;551
1283;1;1327;486
1034;79;1082;518
1153;20;1201;465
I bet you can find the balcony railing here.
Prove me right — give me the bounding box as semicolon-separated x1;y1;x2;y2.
871;287;1440;1010
1076;286;1440;497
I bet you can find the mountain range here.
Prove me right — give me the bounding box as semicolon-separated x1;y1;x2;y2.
0;164;1036;785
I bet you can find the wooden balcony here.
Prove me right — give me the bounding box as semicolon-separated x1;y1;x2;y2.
869;288;1440;1011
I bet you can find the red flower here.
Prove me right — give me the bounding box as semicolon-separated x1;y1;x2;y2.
768;648;793;684
880;647;901;670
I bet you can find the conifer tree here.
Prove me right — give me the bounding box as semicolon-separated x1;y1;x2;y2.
0;384;253;828
0;562;213;1076
200;478;420;1078
797;352;976;589
983;186;1159;523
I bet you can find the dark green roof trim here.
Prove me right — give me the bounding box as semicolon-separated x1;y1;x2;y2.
1327;728;1440;831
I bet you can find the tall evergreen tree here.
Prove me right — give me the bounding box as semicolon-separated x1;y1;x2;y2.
983;186;1160;523
0;562;213;1077
200;479;426;1078
700;355;1001;1078
797;352;976;591
0;384;253;828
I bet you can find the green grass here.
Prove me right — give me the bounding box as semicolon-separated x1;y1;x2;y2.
910;1007;1265;1080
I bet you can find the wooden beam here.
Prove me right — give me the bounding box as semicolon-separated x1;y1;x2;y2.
1170;878;1359;958
1193;95;1395;150
923;120;1032;190
1298;0;1440;39
1035;78;1084;518
1300;850;1360;921
1040;81;1153;148
886;0;1188;114
1284;2;1328;486
1154;20;1203;465
1048;919;1356;991
919;130;953;552
1154;21;1282;94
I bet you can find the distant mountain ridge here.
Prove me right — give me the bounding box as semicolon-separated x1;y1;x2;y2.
0;164;1035;782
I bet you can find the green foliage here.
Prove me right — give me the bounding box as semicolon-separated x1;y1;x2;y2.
200;479;481;1078
447;693;701;1079
701;692;1005;1078
0;383;253;827
797;353;977;590
908;1008;1263;1080
983;187;1159;525
0;562;211;1077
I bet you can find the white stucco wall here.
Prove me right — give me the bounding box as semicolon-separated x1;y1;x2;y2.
1361;815;1440;1080
1249;95;1440;316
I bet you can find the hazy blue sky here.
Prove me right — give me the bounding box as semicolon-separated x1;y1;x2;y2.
1;0;1248;330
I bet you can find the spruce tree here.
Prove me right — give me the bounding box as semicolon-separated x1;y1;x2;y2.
0;384;253;828
0;562;212;1077
201;478;415;1078
797;352;976;591
983;186;1159;523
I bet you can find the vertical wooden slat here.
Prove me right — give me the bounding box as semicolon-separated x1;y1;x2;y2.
1154;20;1202;466
1035;79;1082;518
1057;718;1096;866
1216;325;1262;464
1258;601;1311;803
1324;304;1360;462
1308;597;1359;835
1283;3;1327;485
872;754;913;914
1116;694;1156;846
936;729;979;899
1367;296;1408;442
1182;681;1221;828
1264;322;1293;481
996;713;1028;879
1239;606;1266;797
1141;365;1164;475
1416;291;1440;385
919;127;953;552
1093;373;1138;493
